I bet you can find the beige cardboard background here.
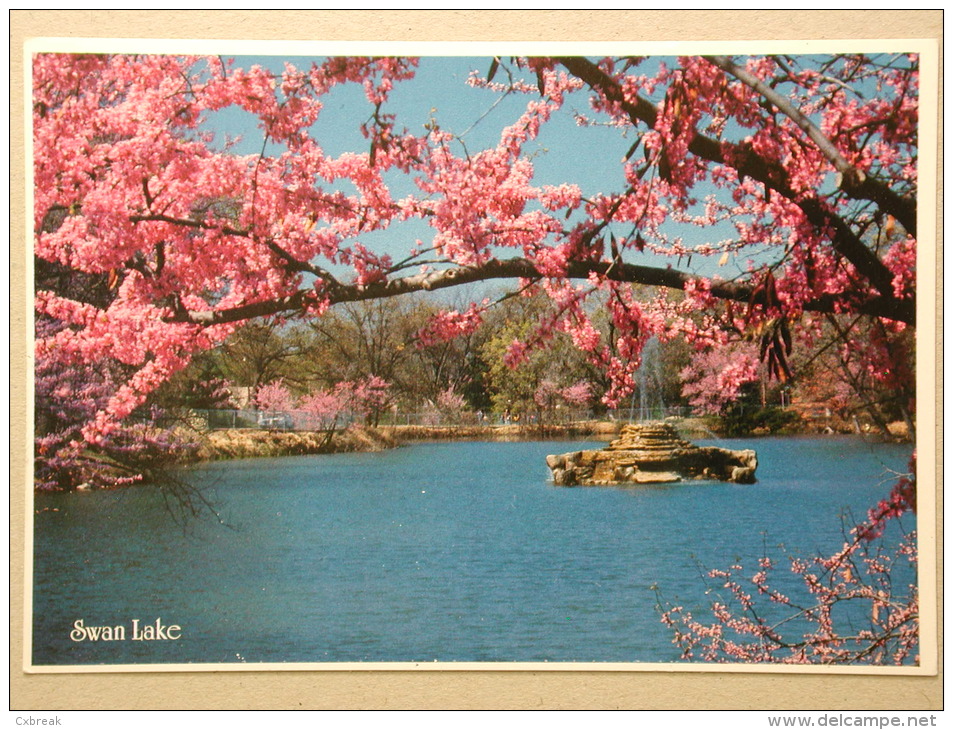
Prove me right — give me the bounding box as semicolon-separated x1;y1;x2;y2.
10;9;943;710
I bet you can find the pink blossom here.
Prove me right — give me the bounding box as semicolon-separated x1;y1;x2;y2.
416;302;487;347
255;379;296;412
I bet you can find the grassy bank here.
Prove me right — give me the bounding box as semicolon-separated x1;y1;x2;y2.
192;421;621;462
377;420;622;443
194;426;398;461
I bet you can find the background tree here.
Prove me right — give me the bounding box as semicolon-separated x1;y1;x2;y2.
406;294;492;412
153;350;235;411
217;319;314;395
477;294;603;418
307;299;419;389
253;379;297;412
789;315;916;435
304;295;483;413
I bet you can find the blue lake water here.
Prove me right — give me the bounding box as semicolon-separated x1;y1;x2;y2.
31;436;914;666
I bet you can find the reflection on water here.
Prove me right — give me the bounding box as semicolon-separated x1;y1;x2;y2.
31;436;913;665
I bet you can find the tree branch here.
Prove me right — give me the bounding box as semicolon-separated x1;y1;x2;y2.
130;212;248;239
131;213;345;289
554;57;910;302
704;55;916;236
169;256;914;328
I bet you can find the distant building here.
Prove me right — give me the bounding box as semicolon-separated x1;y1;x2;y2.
230;386;254;409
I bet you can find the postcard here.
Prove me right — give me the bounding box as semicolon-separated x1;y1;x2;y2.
12;9;942;712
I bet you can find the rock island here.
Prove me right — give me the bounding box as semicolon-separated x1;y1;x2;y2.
546;422;758;486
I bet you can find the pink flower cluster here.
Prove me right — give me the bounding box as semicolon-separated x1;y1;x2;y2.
680;343;761;415
415;302;487;347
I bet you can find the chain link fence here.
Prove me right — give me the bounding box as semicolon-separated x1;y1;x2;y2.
185;406;695;432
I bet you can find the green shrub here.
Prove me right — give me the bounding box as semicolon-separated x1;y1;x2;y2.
719;405;802;437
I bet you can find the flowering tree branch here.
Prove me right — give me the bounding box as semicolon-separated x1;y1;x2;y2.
703;54;917;236
553;56;912;303
169;255;915;327
656;460;918;665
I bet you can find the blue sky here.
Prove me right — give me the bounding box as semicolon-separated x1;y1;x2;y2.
206;56;633;195
198;54;795;290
